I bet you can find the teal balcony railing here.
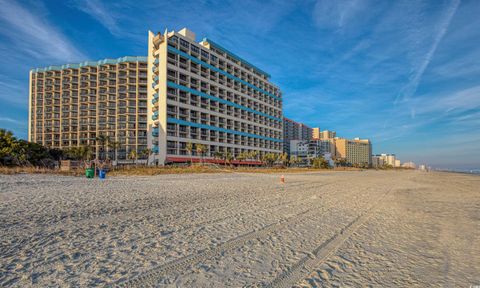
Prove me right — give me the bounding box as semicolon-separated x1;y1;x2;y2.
152;127;159;137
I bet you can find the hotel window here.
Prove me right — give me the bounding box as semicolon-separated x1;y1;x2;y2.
180;39;189;49
191;45;199;54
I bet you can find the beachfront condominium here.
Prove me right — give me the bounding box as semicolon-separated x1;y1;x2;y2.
335;137;372;167
147;28;283;165
28;57;148;161
283;117;312;155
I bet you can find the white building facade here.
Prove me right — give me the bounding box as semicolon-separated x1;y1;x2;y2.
148;28;283;165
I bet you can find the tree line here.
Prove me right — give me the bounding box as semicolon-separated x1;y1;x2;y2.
0;129;152;167
1;129;333;169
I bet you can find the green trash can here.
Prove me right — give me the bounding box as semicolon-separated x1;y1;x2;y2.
85;168;95;178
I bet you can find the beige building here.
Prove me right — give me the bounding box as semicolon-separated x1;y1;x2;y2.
379;154;398;167
402;161;416;169
148;28;283;165
372;155;385;168
312;128;336;140
395;159;401;167
335;137;372;166
28;56;148;161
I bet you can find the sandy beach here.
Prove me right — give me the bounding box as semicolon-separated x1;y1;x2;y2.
0;170;479;287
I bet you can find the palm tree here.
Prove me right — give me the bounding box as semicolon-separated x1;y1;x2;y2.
140;148;152;166
280;152;289;167
262;153;278;167
80;145;93;161
213;150;221;161
250;150;258;161
221;151;228;165
186;142;194;165
128;150;137;165
0;129;16;164
95;135;110;160
237;151;246;163
107;140;121;163
196;144;207;165
290;155;299;167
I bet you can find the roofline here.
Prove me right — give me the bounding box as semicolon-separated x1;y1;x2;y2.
202;37;271;79
283;117;312;128
31;56;147;72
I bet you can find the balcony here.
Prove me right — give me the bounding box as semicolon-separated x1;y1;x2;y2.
151;93;159;104
153;34;164;47
152;127;159;137
152;111;159;120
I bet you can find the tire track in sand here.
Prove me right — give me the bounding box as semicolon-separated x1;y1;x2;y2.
116;183;363;287
260;188;393;288
116;206;319;287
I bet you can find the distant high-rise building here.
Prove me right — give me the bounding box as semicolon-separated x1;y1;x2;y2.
312;128;336;140
335;137;372;166
371;155;385;168
395;159;401;167
379;153;396;166
289;139;335;159
28;56;149;161
402;161;416;169
283;117;312;155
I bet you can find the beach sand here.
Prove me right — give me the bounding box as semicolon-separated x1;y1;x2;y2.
0;170;479;287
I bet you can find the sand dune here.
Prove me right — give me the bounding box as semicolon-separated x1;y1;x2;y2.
0;171;479;287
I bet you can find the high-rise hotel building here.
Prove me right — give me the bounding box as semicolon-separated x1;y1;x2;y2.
148;28;283;165
283;117;312;155
335;137;372;166
28;57;149;160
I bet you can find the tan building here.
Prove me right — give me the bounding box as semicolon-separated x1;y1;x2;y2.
402;161;416;169
335;137;372;166
29;56;149;161
371;155;385;168
312;128;336;140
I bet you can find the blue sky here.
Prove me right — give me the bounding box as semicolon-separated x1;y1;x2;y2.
0;0;479;169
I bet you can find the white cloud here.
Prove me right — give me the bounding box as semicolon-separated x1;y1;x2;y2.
0;116;23;125
0;0;86;63
75;0;121;36
313;0;369;30
413;85;480;115
395;0;461;104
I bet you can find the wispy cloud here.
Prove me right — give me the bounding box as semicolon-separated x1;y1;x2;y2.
0;116;23;125
74;0;122;37
0;0;86;62
313;0;370;30
0;76;27;106
395;0;461;105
